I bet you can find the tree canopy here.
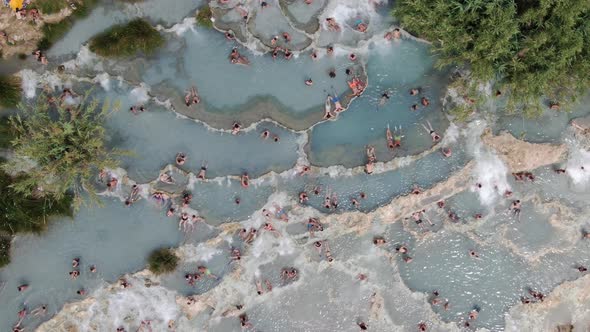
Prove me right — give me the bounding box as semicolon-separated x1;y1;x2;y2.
393;0;590;115
3;95;121;207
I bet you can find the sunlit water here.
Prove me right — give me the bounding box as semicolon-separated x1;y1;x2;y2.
1;0;590;331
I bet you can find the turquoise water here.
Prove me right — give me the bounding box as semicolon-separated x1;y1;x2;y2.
1;1;589;331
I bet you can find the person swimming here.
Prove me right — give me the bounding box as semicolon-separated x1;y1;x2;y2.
379;91;390;106
421;121;441;142
365;145;376;174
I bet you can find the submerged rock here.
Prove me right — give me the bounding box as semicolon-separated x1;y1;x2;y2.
482;130;567;173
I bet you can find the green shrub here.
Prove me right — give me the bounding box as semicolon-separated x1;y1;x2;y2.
89;19;164;57
196;5;213;28
148;248;179;275
29;0;69;14
0;75;21;108
0;235;10;268
3;95;123;207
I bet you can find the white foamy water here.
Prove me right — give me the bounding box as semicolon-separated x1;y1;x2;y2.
465;120;511;206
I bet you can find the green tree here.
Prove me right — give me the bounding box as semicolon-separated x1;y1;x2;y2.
394;0;590;115
3;94;122;207
148;248;179;275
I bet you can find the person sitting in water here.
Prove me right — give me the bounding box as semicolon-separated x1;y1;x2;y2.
386;125;395;150
273;203;289;222
305;78;313;86
348;53;357;61
299;191;309;204
379;91;390;106
197;161;208;180
385;28;401;41
327;45;334;55
323;193;332;209
365;145;376;174
441;147;452;157
373;236;386;246
198;266;217;279
225;31;235;40
311;51;318;60
421;97;430;106
190;86;201;105
72;258;80;268
323;95;335;119
355;18;368;32
176;153;186;166
282;32;291;43
410;88;420;96
260;129;270;139
330;95;344;112
284;49;293;60
241;173;249;188
159;172;175;184
421;120;441;142
511;200;522;220
239;313;253;329
273;134;280;142
325;18;341;32
229;47;250;65
232;122;241;135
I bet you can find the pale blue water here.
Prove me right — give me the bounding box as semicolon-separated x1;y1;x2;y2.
1;1;589;331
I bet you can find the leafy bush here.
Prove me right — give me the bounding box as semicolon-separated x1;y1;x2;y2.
148;248;179;275
89;19;164;57
393;0;590;115
196;5;213;28
0;75;21;108
3;94;123;207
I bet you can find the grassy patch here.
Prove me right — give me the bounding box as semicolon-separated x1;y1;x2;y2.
0;75;21;108
0;235;10;268
89;18;164;57
36;0;100;51
37;19;73;51
148;248;179;275
196;5;213;28
29;0;69;14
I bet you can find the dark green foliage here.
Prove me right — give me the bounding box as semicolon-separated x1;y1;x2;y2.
196;5;213;28
0;169;73;234
0;75;21;108
36;0;100;51
147;248;179;275
37;20;73;51
0;235;10;268
394;0;590;115
3;95;123;208
29;0;69;14
89;19;164;57
0;117;15;148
